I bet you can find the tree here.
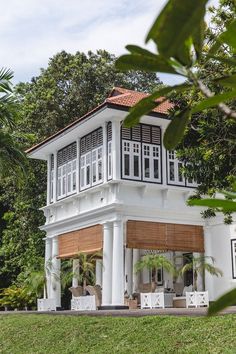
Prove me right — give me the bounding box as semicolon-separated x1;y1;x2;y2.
178;255;222;291
0;68;26;177
135;254;175;292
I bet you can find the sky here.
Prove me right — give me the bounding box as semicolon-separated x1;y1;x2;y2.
1;0;219;86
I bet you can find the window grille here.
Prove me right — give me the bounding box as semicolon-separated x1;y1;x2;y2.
107;122;112;141
57;142;77;167
132;125;141;141
121;126;131;140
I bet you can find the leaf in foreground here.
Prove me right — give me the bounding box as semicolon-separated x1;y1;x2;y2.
208;288;236;316
163;108;191;150
188;198;236;212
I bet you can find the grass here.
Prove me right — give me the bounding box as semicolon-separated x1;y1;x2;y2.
0;314;236;353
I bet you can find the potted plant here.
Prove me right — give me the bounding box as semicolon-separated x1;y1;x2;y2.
178;255;223;291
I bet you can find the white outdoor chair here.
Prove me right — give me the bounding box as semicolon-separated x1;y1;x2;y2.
186;292;197;308
141;293;152;309
151;292;165;309
196;291;209;307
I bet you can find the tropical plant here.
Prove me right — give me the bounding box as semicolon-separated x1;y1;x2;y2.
73;253;100;295
178;255;223;291
135;254;175;292
0;68;27;177
0;285;35;310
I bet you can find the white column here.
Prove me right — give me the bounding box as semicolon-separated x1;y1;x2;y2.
102;222;113;305
46;156;51;206
125;248;132;296
112;120;121;180
51;236;61;308
53;151;57;203
76;138;80;194
112;220;124;305
72;259;80;288
44;237;52;298
142;266;150;284
95;260;102;286
102;123;107;182
193;252;204;291
132;249;140;292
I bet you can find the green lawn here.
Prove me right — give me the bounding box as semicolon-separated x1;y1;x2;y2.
0;314;236;353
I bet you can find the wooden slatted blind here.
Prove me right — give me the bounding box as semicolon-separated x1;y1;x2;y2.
126;220;204;252
58;224;103;258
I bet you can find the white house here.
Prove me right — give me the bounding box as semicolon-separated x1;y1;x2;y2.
27;87;236;308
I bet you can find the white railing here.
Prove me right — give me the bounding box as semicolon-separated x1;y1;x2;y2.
186;291;209;308
71;295;96;311
141;293;165;309
37;298;57;311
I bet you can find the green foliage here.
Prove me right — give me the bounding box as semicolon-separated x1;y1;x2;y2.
0;285;35;310
116;0;236;153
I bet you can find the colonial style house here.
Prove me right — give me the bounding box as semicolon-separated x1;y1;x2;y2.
27;87;236;309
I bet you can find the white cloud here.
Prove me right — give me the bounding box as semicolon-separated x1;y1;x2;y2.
0;0;218;85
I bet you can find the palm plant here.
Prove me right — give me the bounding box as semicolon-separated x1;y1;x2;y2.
0;67;27;176
179;255;223;291
135;254;175;292
74;253;99;295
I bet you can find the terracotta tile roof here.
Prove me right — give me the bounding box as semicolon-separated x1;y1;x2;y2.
106;87;173;114
27;87;172;154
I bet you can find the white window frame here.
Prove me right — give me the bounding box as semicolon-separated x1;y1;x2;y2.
107;140;112;180
231;239;236;279
50;155;54;203
142;143;161;183
122;140;141;180
167;151;185;186
57;143;77;200
91;146;103;186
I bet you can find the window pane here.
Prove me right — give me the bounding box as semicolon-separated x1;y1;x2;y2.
72;172;76;190
153;159;159;179
92;162;96;183
86;165;90;185
178;162;183;182
68;174;71;193
134;155;139;177
170;162;175;181
81;169;84;187
124;154;130;176
144;158;150;178
98;160;102;180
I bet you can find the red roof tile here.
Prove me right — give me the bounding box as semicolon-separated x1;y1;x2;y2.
106;87;173;114
27;87;172;154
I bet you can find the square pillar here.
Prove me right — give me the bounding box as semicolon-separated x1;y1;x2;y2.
51;236;61;308
112;220;124;305
95;259;102;287
44;237;52;298
125;248;132;296
132;249;140;293
72;259;80;288
102;222;113;305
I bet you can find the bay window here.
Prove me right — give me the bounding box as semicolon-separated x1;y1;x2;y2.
57;142;77;199
121;124;161;183
80;127;103;190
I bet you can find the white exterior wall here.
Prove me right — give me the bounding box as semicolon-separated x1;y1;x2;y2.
34;107;236;305
205;220;236;301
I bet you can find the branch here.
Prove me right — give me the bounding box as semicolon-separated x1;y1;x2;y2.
197;79;236;119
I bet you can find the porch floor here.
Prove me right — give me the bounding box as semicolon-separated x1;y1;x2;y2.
2;306;236;317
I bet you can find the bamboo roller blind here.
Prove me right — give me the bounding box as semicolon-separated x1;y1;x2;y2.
126;220;204;252
58;224;103;258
